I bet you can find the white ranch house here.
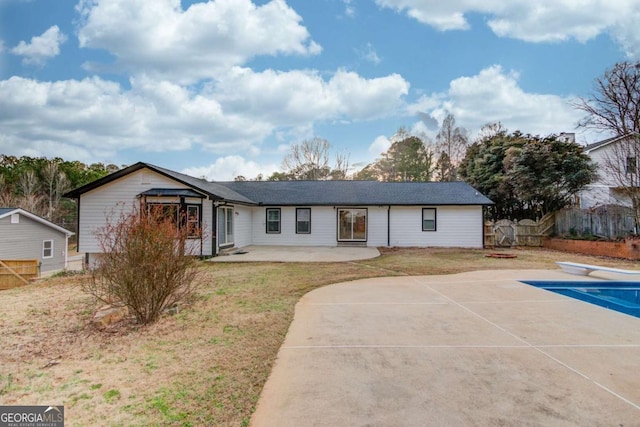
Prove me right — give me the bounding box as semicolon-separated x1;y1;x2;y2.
64;162;493;264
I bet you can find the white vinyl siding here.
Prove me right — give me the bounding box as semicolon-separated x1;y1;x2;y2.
232;206;253;249
248;206;389;247
78;169;213;256
366;206;389;246
250;207;336;246
388;206;483;248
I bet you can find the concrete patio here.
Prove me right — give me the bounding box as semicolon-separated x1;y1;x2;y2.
251;269;640;426
210;245;380;262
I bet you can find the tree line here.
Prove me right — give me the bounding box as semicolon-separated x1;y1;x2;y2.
240;115;596;221
0;155;118;230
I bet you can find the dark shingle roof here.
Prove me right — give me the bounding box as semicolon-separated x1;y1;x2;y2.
64;162;493;206
220;180;493;206
148;164;254;204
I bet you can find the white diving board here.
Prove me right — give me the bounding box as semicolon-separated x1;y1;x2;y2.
556;261;640;276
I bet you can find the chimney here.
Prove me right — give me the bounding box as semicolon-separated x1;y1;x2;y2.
558;132;576;143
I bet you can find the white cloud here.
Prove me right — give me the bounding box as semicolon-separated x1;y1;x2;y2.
0;76;269;160
11;25;67;66
76;0;321;82
358;43;381;65
214;67;409;124
0;66;409;161
342;0;355;17
408;65;584;139
375;0;640;57
368;135;391;157
181;155;279;181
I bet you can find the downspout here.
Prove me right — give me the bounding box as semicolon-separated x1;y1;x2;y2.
75;197;81;252
387;205;391;247
482;205;486;249
212;200;218;256
64;233;69;271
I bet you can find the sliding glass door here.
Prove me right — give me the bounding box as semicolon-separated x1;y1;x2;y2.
337;208;367;242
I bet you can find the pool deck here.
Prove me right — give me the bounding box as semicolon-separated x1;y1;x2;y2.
251;269;640;426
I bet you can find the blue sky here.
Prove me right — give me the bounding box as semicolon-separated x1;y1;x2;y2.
0;0;636;180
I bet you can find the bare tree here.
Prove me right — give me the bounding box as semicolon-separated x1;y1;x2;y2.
330;151;351;180
282;138;349;180
575;61;640;135
575;62;640;230
17;170;45;215
434;113;468;181
41;160;70;221
476;122;505;143
0;175;17;207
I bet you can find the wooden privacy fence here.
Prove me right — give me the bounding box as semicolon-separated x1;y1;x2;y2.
484;213;555;247
554;206;636;240
0;259;39;290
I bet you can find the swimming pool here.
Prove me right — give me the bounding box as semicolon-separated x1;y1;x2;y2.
522;281;640;319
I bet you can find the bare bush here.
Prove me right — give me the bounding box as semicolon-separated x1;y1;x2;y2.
84;204;202;324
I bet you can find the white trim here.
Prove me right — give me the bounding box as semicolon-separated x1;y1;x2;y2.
42;240;54;259
218;206;235;246
64;234;69;269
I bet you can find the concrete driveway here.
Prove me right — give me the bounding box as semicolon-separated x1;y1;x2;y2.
210;245;380;262
251;269;640;426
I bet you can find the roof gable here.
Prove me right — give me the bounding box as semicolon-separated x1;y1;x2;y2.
63;162;254;204
0;208;74;236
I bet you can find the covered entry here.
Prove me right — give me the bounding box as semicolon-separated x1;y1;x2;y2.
337;208;367;242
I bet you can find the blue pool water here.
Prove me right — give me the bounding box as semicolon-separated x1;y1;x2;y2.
522;281;640;319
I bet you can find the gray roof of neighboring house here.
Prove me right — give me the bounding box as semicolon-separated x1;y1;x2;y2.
0;208;18;216
63;162;493;206
584;132;640;153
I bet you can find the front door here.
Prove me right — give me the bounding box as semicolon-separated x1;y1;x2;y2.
337;208;367;242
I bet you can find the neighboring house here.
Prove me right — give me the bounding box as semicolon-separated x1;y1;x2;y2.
0;208;74;276
579;132;640;208
63;162;493;265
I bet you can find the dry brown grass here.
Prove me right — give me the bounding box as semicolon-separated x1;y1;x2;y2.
0;247;636;426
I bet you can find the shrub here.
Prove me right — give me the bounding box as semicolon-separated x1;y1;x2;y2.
83;204;202;324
